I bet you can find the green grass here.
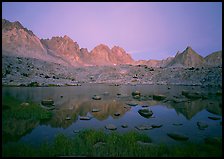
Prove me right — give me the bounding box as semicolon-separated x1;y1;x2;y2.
2;95;53;143
2;129;222;157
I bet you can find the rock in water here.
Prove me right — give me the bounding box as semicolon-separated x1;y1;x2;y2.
41;99;54;106
167;133;189;141
138;109;153;118
92;95;101;100
132;91;141;96
151;124;163;128
135;125;153;130
121;124;128;128
114;112;120;116
79;116;92;120
105;124;117;130
197;122;208;130
208;116;221;120
92;108;100;112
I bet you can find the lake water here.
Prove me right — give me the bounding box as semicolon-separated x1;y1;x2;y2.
2;84;222;147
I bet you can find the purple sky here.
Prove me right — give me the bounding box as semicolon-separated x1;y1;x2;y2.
2;2;222;60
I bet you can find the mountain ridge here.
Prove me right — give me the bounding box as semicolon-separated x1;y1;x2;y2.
2;19;222;67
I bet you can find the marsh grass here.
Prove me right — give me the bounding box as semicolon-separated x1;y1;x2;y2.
2;129;222;157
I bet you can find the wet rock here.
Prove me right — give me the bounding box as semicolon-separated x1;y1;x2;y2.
138;109;153;118
197;122;208;130
92;95;101;100
114;112;120;116
135;125;153;130
60;95;63;98
133;95;141;99
105;124;117;130
208;116;221;120
121;124;128;128
167;133;189;141
173;123;183;126
132;91;141;96
151;124;163;128
152;94;166;101
79;116;92;120
92;108;101;112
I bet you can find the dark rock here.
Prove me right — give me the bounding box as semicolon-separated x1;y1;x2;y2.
138;109;153;118
114;112;120;116
208;116;221;120
167;133;189;141
126;102;138;106
65;115;71;120
151;124;163;128
121;124;128;128
79;116;92;120
105;124;117;130
132;91;141;96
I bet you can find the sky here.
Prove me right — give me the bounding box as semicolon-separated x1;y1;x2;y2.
2;2;222;60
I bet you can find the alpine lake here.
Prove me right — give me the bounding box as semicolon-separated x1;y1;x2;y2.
2;84;222;157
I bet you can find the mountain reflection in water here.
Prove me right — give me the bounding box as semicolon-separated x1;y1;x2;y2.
2;84;222;146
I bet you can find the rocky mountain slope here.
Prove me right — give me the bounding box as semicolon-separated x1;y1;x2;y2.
204;51;222;67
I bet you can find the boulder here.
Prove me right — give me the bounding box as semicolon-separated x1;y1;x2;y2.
20;102;29;106
65;115;71;120
105;124;117;130
126;102;138;106
138;109;153;118
182;90;202;99
167;133;189;141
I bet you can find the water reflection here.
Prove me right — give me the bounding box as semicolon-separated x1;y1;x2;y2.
2;84;222;145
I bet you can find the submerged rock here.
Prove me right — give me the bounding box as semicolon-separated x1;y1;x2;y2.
121;124;128;128
167;133;189;141
197;122;208;130
138;109;153;118
151;124;163;128
173;123;183;126
135;125;153;130
105;124;117;130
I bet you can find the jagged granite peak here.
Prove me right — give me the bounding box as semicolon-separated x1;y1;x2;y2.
2;19;35;36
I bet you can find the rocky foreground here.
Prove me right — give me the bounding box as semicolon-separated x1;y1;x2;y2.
2;55;222;87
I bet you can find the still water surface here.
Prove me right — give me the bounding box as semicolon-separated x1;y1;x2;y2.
2;84;222;146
